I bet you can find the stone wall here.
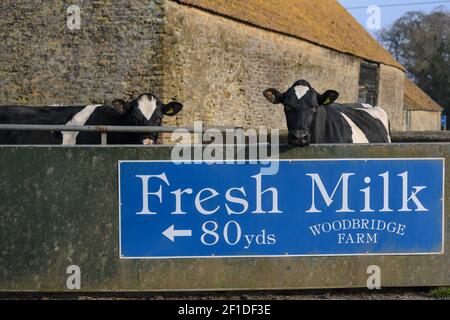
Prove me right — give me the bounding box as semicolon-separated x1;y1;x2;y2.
0;0;407;134
377;65;406;131
0;0;165;106
161;0;361;130
407;110;441;131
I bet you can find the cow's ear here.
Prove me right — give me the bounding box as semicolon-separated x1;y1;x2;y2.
263;88;283;104
161;102;183;116
112;99;130;114
318;90;339;106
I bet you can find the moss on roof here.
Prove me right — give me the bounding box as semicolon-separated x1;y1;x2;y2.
175;0;404;70
404;78;442;112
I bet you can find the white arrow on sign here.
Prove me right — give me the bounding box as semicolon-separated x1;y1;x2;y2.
162;225;192;242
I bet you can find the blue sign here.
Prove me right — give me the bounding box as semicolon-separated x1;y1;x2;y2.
119;159;444;258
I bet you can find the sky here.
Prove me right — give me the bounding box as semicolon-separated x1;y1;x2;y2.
338;0;449;37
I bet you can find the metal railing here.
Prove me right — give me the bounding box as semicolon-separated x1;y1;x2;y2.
1;124;447;145
0;124;242;145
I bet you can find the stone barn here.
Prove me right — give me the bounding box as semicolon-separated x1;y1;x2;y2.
404;78;443;131
0;0;441;134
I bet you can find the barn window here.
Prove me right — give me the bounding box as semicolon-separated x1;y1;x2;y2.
358;61;379;106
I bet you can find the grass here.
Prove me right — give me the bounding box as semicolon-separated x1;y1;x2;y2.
429;287;450;298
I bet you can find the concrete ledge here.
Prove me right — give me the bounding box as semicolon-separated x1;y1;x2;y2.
0;144;449;291
391;131;450;143
210;130;450;144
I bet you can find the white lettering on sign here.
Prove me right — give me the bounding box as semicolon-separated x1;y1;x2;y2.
306;173;355;213
225;187;248;215
171;188;193;215
309;219;407;237
134;172;283;215
306;171;428;213
379;171;393;212
136;173;170;215
251;173;282;214
398;172;428;212
195;188;220;215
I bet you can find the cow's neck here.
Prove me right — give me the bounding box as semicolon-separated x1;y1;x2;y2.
310;106;325;143
311;104;347;144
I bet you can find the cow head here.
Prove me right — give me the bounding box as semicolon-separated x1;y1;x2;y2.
263;80;339;146
112;93;183;144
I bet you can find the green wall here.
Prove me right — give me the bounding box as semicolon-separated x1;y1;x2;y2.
0;144;449;291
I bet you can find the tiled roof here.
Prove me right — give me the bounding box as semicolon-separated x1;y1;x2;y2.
404;78;442;112
175;0;404;70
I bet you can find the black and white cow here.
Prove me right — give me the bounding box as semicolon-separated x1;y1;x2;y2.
0;93;183;145
263;80;390;146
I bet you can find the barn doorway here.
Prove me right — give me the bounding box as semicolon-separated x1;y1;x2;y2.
358;61;380;106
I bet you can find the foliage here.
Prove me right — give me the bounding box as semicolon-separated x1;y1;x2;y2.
378;8;450;114
429;287;450;298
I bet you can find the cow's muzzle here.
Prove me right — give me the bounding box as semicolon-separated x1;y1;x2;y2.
142;138;154;145
142;136;158;145
288;130;311;146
